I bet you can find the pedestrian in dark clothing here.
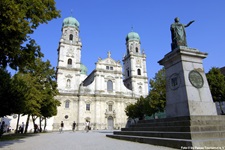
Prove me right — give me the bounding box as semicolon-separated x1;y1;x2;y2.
60;121;64;133
21;122;24;134
34;124;38;133
0;121;5;136
72;121;76;132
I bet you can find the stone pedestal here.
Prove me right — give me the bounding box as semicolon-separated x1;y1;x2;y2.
158;46;217;117
107;46;224;149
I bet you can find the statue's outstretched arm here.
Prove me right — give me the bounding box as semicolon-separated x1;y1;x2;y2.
185;20;195;27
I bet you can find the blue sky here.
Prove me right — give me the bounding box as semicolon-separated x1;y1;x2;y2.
31;0;225;80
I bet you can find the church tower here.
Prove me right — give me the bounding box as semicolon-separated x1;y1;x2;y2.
56;16;85;93
123;31;148;97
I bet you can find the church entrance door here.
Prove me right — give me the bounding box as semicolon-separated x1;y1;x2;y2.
107;116;114;130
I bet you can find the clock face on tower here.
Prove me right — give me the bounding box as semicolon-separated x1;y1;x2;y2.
136;59;141;65
188;70;204;88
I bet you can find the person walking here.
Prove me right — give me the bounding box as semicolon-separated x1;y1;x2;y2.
60;121;64;133
72;121;76;132
21;122;24;134
85;120;90;133
0;121;5;136
34;124;38;133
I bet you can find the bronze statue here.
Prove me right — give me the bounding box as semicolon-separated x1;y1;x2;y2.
170;17;194;50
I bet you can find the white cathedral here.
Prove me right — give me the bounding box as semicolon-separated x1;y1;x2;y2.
53;16;149;131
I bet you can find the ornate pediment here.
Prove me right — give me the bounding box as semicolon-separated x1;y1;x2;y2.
105;76;114;81
97;57;116;65
96;51;120;66
137;82;143;85
65;74;73;78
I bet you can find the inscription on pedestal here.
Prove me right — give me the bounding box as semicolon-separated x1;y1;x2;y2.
169;73;180;90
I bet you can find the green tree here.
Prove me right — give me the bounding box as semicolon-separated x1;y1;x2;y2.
10;75;28;115
125;97;146;120
0;69;29;135
21;58;60;132
149;68;166;114
16;73;43;133
10;74;30;133
206;67;225;114
125;103;136;120
0;68;13;117
0;69;28;117
36;59;60;131
125;96;154;121
0;0;60;69
125;68;166;120
133;97;146;120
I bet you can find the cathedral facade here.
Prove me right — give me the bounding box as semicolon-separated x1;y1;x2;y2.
53;16;149;131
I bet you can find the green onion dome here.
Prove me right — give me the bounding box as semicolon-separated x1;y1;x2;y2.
126;31;140;41
62;16;80;28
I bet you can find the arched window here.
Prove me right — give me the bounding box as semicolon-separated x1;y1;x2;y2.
68;59;72;65
107;80;113;91
65;100;70;108
66;79;71;88
137;69;141;75
108;104;113;111
136;47;139;53
69;34;73;41
86;104;90;111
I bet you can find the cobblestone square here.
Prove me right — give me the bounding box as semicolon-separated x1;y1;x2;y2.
0;131;174;150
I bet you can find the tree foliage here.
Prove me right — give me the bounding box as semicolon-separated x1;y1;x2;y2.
0;69;13;117
206;67;225;114
125;68;166;120
9;74;28;115
206;67;225;102
148;67;166;113
0;69;28;117
0;0;60;69
0;58;60;134
18;58;60;132
125;97;153;120
0;0;60;133
16;73;43;116
125;103;137;120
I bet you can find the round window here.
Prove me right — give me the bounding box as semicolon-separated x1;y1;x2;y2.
13;114;17;119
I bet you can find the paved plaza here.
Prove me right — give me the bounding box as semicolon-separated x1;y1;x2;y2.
0;130;175;150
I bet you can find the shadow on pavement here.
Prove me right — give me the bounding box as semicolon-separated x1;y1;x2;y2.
0;133;39;149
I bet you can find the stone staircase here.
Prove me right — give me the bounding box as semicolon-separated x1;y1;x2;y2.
106;116;225;149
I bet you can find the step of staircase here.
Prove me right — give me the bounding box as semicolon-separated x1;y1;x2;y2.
113;131;225;140
106;116;225;149
106;134;225;149
121;125;225;132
